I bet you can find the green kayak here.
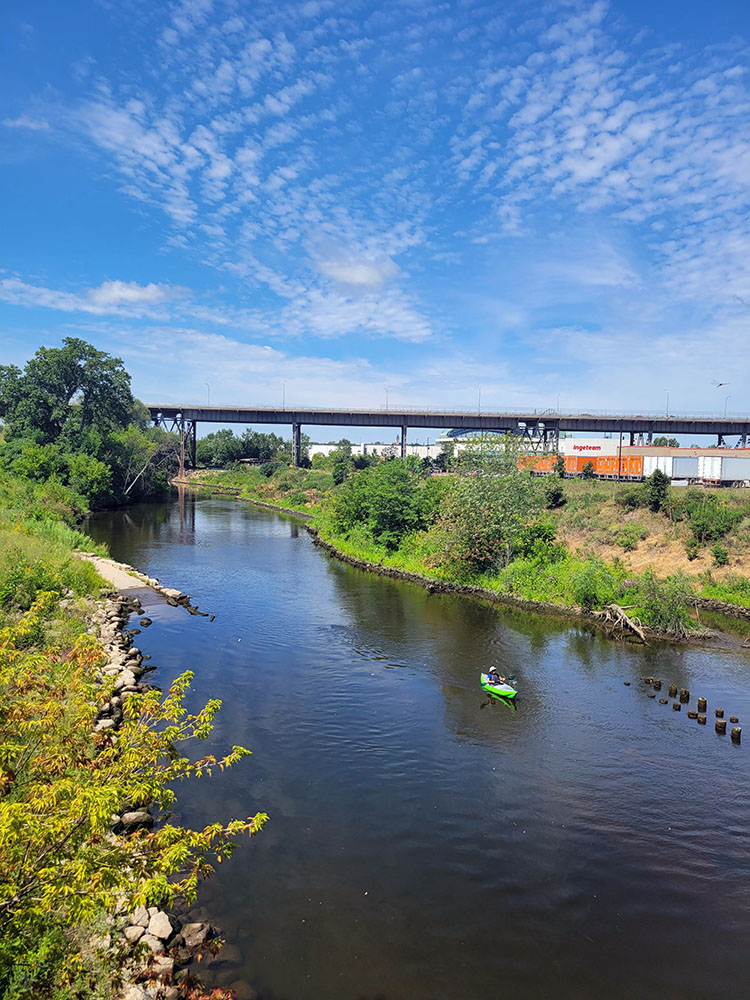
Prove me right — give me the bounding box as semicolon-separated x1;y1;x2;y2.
480;673;518;700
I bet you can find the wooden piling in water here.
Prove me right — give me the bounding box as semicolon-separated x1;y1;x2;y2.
668;684;678;698
697;697;707;712
679;688;690;703
647;692;656;698
698;715;707;725
715;708;724;719
731;727;741;743
624;681;630;686
653;679;662;690
659;698;668;704
687;710;698;719
730;716;739;724
673;702;681;711
716;719;727;734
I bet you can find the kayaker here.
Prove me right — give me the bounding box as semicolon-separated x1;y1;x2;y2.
488;667;506;685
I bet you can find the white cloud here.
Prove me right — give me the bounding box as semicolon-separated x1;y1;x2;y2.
0;278;182;316
2;115;49;130
316;254;400;289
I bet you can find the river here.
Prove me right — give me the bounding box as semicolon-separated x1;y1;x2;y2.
86;494;750;1000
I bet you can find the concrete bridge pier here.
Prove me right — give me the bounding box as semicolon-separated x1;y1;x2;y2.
401;425;408;459
292;422;302;466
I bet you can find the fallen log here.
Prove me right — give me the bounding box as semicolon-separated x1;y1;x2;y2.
592;603;648;644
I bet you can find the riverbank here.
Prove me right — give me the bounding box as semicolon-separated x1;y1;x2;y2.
0;487;265;1000
173;476;750;649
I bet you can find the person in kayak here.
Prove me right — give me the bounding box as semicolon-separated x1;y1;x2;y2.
488;666;506;685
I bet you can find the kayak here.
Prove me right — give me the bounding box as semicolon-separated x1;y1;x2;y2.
480;673;518;700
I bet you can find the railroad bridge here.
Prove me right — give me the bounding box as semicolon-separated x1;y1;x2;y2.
147;404;750;470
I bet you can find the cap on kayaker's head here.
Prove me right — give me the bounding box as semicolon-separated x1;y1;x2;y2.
489;666;499;675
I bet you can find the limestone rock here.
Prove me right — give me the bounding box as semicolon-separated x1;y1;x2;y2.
151;955;175;978
131;905;149;927
147;910;173;941
94;718;116;732
181;921;211;949
140;617;153;627
120;810;154;831
121;985;150;1000
140;933;164;954
124;925;145;944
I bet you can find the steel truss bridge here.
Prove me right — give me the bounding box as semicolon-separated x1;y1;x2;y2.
148;404;750;472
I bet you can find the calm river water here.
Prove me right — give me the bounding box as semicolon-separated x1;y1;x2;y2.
86;494;750;1000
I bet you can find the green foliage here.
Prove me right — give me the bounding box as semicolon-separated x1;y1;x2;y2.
616;522;648;551
568;557;620;610
0;338;132;447
553;454;566;478
615;485;647;511
260;459;285;477
435;436;543;576
332;459;431;549
543;479;566;509
580;460;596;479
700;574;750;608
331;439;354;485
685;537;700;560
0;597;266;998
513;520;565;564
712;541;729;566
629;570;695;636
644;469;670;512
653;436;679;447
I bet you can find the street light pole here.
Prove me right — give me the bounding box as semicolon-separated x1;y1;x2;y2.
282;380;286;408
205;382;210;405
664;388;669;416
724;394;733;417
385;387;389;411
478;384;481;415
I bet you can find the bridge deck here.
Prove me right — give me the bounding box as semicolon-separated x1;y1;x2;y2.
147;404;750;437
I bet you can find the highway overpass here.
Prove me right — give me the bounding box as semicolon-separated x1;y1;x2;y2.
147;403;750;467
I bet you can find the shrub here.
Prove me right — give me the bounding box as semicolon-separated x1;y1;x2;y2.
712;542;729;566
543;479;566;509
580;460;595;479
632;570;695;636
569;558;619;610
616;485;647;511
260;460;284;478
685;537;700;560
644;469;670;512
616;523;648;552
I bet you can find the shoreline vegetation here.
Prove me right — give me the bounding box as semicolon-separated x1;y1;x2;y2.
0;342;266;1000
174;451;750;647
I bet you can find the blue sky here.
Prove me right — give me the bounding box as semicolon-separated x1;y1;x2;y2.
1;0;748;425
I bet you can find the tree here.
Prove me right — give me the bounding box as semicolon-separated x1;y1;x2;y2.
2;339;133;446
0;594;266;996
652;436;679;448
240;430;285;463
580;460;596;479
553;454;566;478
644;468;670;512
436;436;542;575
331;439;354;484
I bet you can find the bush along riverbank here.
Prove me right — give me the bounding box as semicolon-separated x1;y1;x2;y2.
0;493;267;1000
178;443;750;646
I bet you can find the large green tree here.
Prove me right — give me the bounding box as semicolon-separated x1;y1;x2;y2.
436;436;542;575
1;338;133;446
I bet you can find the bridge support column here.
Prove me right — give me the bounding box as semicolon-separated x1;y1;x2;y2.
292;422;302;466
629;431;634;446
401;426;408;459
191;420;197;469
